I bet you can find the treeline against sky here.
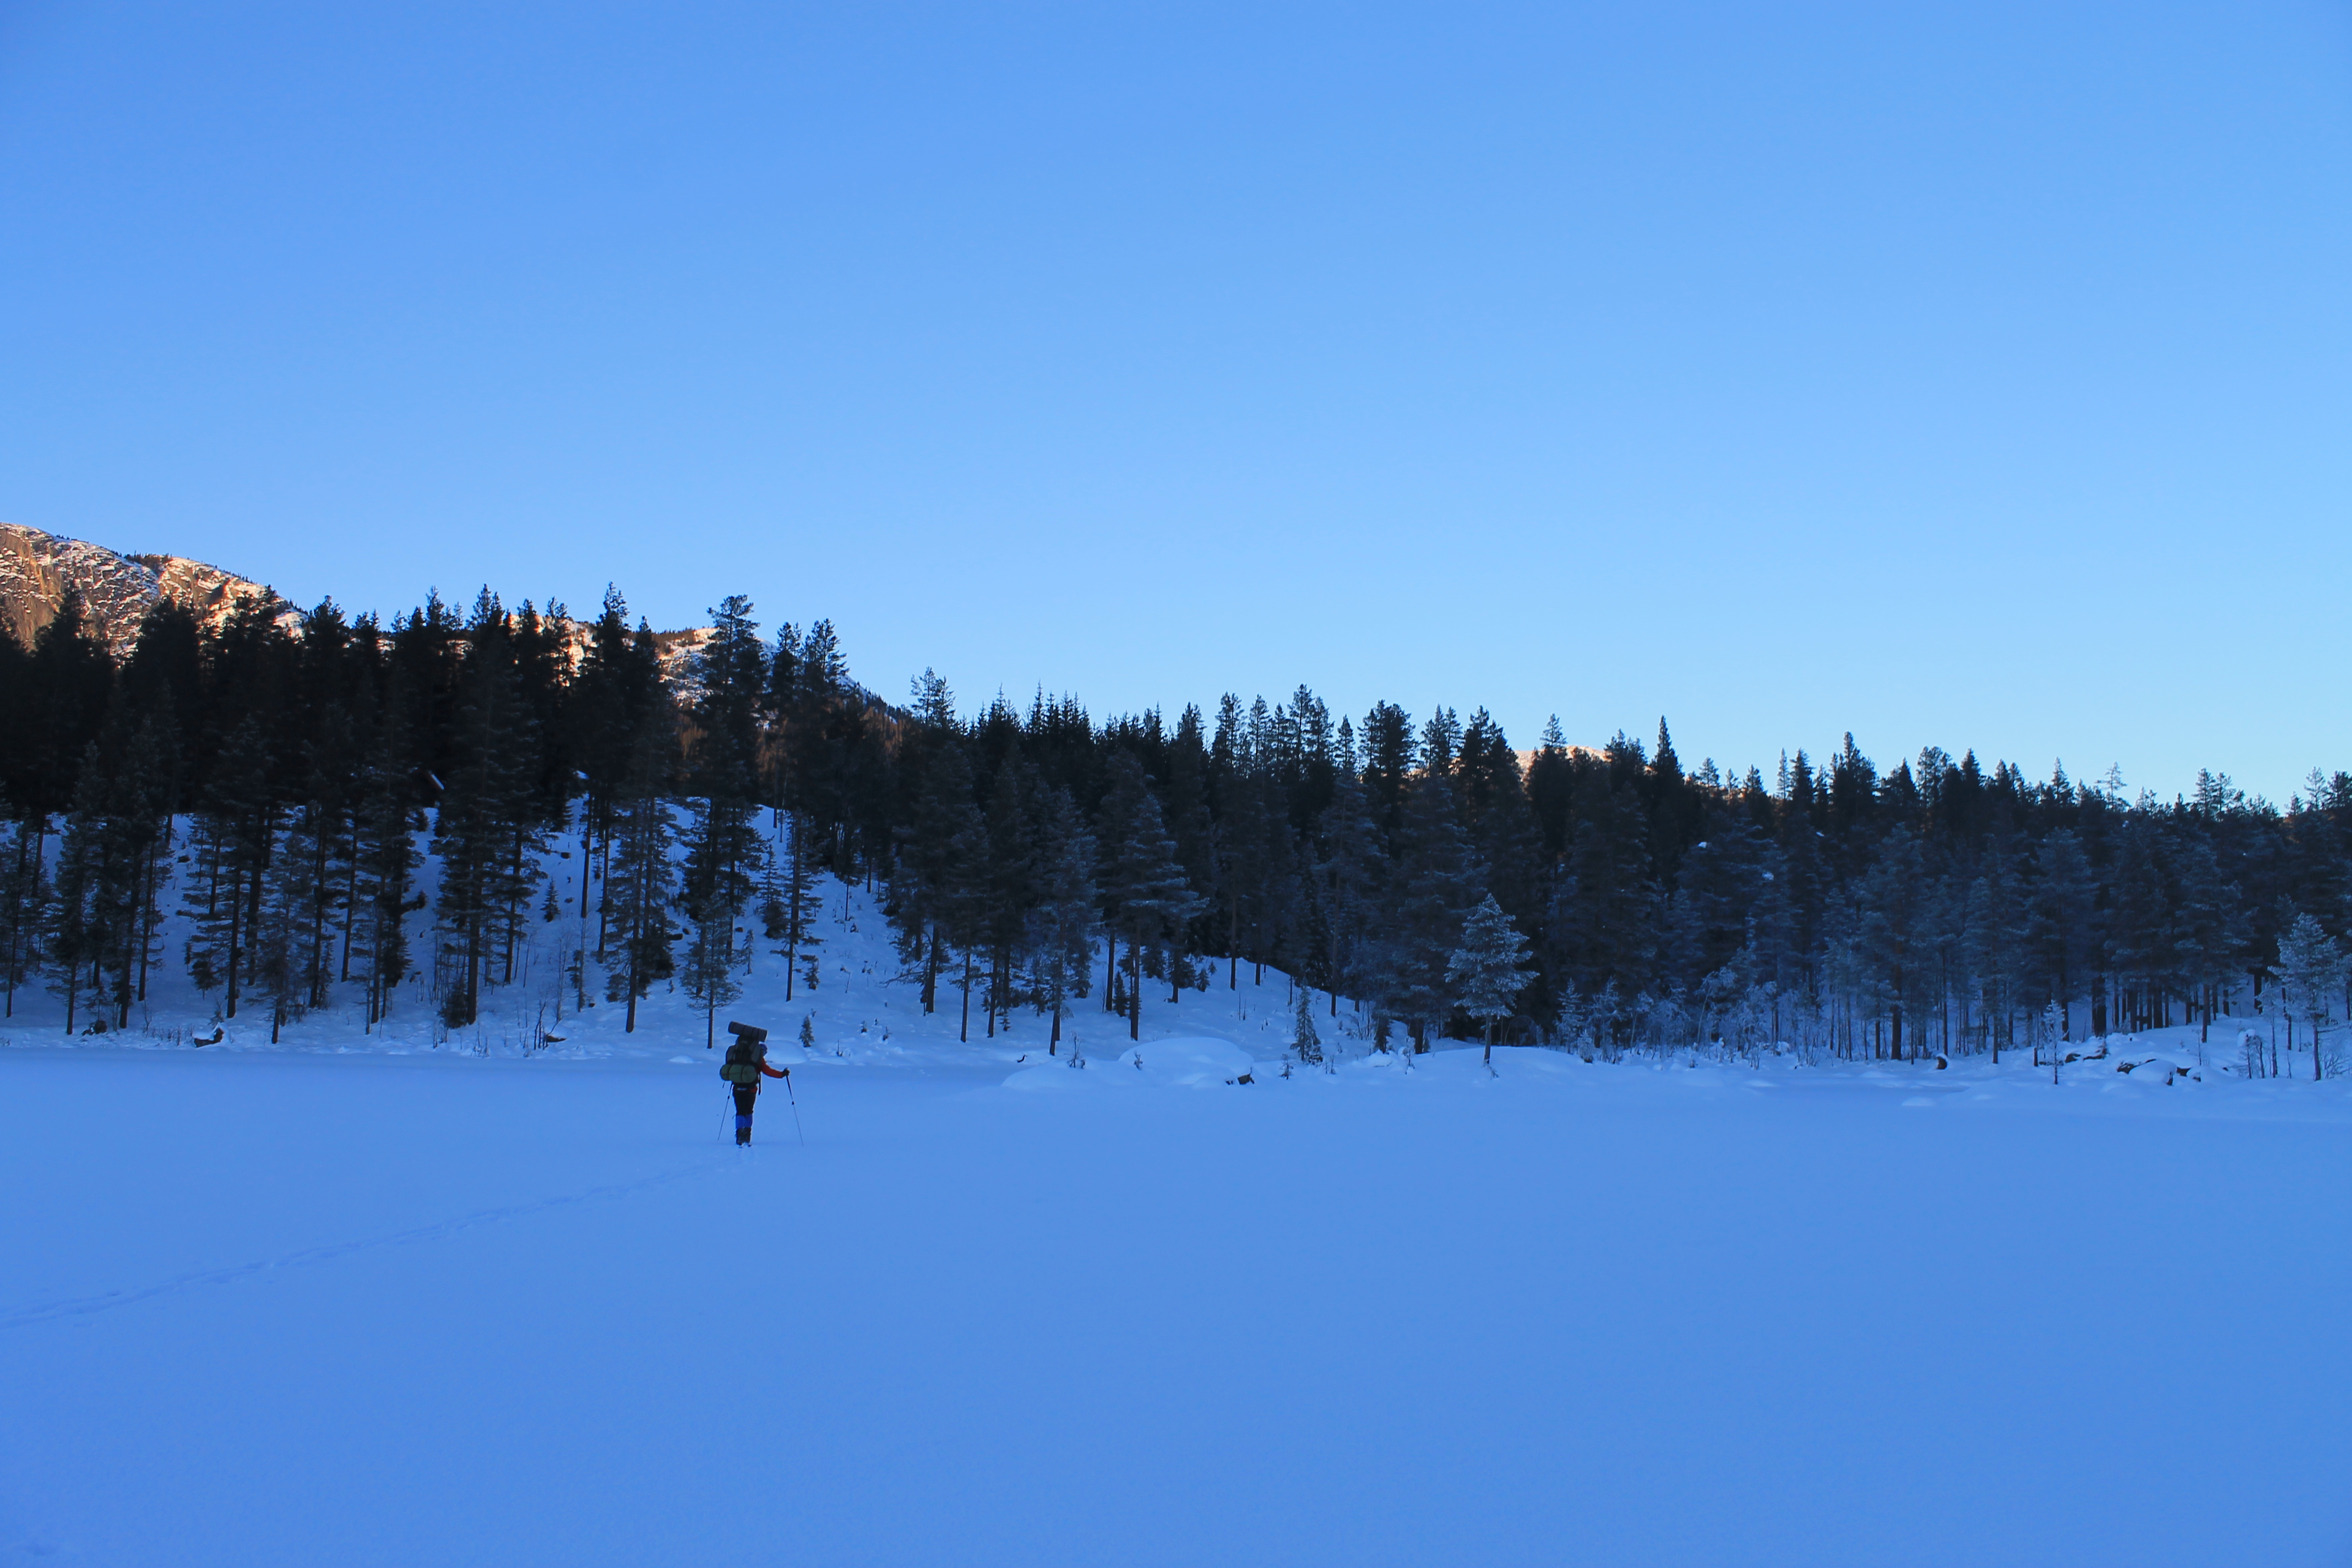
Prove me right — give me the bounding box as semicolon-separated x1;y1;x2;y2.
3;585;2349;1069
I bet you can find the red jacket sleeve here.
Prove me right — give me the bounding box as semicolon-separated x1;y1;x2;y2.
759;1060;787;1079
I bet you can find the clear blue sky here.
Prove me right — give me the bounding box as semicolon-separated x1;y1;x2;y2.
3;3;2346;801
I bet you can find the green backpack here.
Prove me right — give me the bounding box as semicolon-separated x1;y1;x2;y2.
719;1039;763;1085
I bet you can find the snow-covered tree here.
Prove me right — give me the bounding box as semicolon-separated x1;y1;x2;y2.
1448;893;1533;1064
2274;913;2345;1081
1292;980;1321;1065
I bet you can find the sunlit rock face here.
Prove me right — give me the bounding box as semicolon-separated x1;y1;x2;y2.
0;521;279;654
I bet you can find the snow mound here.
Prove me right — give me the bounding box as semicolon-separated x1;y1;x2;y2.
1003;1036;1258;1091
1118;1036;1256;1087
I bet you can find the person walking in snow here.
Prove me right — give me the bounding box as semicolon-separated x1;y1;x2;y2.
719;1025;788;1146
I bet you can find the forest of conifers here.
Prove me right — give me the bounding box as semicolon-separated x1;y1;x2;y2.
4;582;2349;1066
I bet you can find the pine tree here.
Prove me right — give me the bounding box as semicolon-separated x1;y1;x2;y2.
2029;830;2099;1040
1551;766;1658;1005
679;791;756;1048
677;595;766;1032
888;710;979;1017
1854;829;1929;1060
431;611;547;1027
1213;770;1273;988
353;741;421;1030
46;748;106;1033
39;711;178;1035
1025;787;1099;1054
602;703;678;1033
252;812;312;1044
0;811;46;1019
182;716;276;1020
1386;775;1483;1050
89;713;178;1027
1965;844;2027;1061
120;711;180;1016
1448;893;1534;1064
977;760;1038;1036
758;803;823;999
22;592;115;825
572;586;640;931
1313;769;1386;1023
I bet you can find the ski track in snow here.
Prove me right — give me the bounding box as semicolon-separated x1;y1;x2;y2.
1;1158;722;1330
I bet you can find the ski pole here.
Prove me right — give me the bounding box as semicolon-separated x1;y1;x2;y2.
783;1072;805;1145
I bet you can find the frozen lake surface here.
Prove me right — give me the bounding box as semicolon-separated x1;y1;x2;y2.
6;1023;2349;1566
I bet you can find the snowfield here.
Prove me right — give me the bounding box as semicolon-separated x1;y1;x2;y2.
3;872;2349;1566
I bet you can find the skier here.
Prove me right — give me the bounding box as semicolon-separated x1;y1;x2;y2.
719;1023;788;1146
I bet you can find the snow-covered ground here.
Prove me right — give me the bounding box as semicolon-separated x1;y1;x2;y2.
4;861;2350;1565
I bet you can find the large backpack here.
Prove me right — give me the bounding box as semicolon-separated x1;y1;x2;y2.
720;1039;762;1085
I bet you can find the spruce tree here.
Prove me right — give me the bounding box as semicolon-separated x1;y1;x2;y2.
1097;754;1205;1040
1292;978;1321;1065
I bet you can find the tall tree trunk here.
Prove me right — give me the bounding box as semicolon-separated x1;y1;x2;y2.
581;805;597;920
309;825;331;1006
960;948;973;1043
2;821;28;1017
920;921;940;1013
341;814;361;982
135;834;158;1003
225;861;245;1018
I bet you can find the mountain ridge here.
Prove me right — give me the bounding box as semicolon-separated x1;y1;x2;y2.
0;524;728;678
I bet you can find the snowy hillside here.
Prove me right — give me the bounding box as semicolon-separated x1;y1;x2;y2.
4;834;2350;1566
6;817;2329;1085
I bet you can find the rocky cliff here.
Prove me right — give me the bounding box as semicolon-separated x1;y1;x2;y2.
0;522;284;654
